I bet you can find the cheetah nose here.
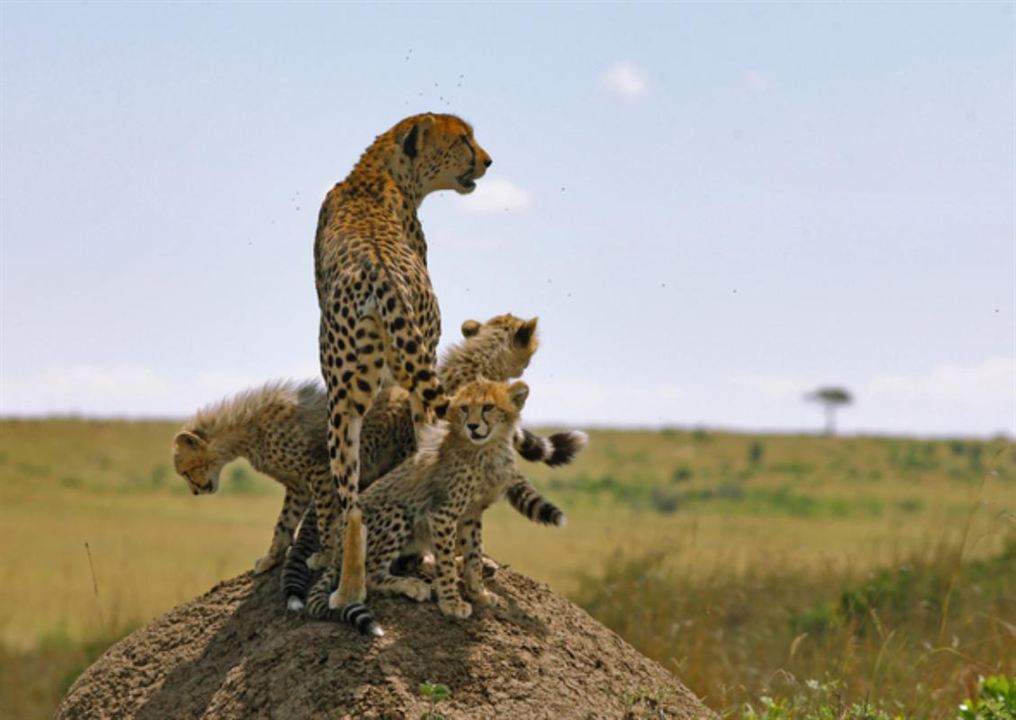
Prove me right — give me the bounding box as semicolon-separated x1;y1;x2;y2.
466;422;480;431
483;158;492;168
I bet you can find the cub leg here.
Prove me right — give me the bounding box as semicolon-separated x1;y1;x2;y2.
256;486;310;574
459;516;497;606
366;512;431;602
430;511;471;619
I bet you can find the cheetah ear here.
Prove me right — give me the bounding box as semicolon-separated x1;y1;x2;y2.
507;381;529;411
461;319;482;338
173;430;207;453
401;114;437;159
513;317;539;349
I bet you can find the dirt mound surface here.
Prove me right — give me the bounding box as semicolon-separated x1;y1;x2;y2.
56;566;708;719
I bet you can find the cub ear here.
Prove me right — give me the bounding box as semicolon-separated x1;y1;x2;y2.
401;114;437;159
461;319;482;338
507;381;530;411
173;430;207;453
513;317;539;349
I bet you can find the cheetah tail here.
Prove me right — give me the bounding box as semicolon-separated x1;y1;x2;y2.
513;428;589;467
280;508;320;611
307;570;385;638
304;568;384;633
328;508;384;637
505;477;566;528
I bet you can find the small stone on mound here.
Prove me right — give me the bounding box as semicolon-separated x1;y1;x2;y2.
57;567;709;719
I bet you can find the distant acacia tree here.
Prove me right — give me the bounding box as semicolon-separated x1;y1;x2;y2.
806;387;853;435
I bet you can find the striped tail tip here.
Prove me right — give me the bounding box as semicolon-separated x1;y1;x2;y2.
547;430;589;466
338;602;384;637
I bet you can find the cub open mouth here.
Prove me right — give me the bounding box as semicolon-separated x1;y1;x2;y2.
456;172;476;191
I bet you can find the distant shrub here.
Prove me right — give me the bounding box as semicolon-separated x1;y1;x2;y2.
894;498;923;514
748;441;765;466
968;444;984;471
228;466;258;494
889;444;938;472
149;464;169;488
788;601;838;637
671;466;694;483
770;462;813;476
60;475;83;489
691;428;709;442
16;461;50;476
715;482;746;501
648;487;681;515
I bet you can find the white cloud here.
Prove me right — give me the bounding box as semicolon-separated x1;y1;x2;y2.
0;361;322;418
748;377;812;401
454;178;531;215
866;356;1014;404
1;363;172;416
524;378;687;426
603;62;649;99
743;69;770;96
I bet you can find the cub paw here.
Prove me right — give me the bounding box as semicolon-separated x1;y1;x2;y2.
286;596;305;612
438;598;472;619
253;555;279;574
305;552;326;570
398;578;432;602
465;585;499;607
418;554;437;579
481;556;500;578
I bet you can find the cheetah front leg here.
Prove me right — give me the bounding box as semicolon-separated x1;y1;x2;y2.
429;510;471;619
459;516;498;607
375;283;449;433
255;486;310;574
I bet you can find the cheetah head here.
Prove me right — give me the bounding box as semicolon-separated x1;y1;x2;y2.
395;113;492;195
461;314;539;377
172;430;222;495
449;379;528;446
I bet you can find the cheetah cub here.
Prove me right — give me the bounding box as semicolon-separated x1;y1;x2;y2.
315;378;536;620
172;314;584;577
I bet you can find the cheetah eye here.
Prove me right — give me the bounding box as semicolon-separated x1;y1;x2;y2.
482;403;494;413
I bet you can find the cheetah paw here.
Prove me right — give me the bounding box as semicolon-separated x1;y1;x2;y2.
481;556;500;578
398;578;432;602
305;552;326;570
438;598;472;619
465;586;500;607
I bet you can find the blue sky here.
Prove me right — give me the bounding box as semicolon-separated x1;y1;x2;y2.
1;2;1013;436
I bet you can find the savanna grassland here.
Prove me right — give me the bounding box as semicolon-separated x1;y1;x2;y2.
0;419;1012;719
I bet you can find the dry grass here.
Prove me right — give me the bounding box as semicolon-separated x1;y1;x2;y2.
0;419;1013;718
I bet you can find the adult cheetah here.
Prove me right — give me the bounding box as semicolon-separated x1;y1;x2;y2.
314;113;491;622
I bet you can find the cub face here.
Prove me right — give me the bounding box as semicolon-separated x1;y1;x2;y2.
460;314;539;378
396;113;492;195
172;430;221;495
449;379;529;446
